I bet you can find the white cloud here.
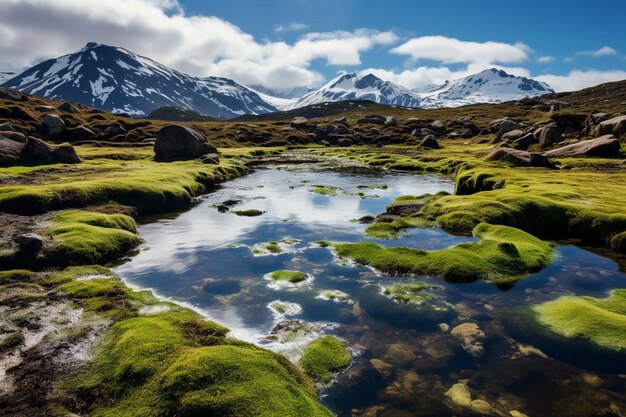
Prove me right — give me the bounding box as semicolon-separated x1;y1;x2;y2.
536;69;626;91
0;0;395;89
390;35;530;64
537;56;554;63
576;46;617;57
275;22;309;32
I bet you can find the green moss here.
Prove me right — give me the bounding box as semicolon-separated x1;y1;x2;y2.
0;331;25;352
382;282;435;304
310;185;342;196
365;217;434;239
232;209;264;217
299;336;351;384
46;210;141;265
0;156;247;215
318;290;350;302
314;240;330;248
268;270;309;283
265;241;282;253
334;223;553;282
533;289;626;351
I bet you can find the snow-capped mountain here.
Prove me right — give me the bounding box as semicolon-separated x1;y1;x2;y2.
0;72;15;85
414;68;554;108
284;73;422;110
1;42;276;118
248;85;314;110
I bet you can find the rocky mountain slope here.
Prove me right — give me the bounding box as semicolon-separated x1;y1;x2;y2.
415;68;555;108
1;43;277;119
284;73;422;110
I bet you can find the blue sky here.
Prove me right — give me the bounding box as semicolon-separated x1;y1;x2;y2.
1;0;624;91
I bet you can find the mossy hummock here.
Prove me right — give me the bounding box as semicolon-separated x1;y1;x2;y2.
334;223;553;282
48;266;333;417
299;336;351;384
46;210;142;265
267;270;309;283
532;289;626;351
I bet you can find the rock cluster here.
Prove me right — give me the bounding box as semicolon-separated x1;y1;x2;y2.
0;128;81;166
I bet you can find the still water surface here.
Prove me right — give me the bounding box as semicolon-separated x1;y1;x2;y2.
115;167;626;417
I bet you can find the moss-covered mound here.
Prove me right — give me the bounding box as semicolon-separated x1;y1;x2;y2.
46;210;142;265
48;266;333;417
383;282;434;304
533;289;626;352
300;336;351;384
359;284;453;330
334;223;553;282
268;270;309;283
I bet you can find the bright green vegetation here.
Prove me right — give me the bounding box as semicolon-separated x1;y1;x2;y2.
310;185;342;196
45;210;141;265
334;223;554;283
356;184;388;190
382;282;435;304
318;290;350;302
232;209;264;217
0;146;252;215
365;217;433;239
268;270;309;283
270;301;288;314
44;266;333;417
0;331;25;352
299;336;351;384
533;289;626;351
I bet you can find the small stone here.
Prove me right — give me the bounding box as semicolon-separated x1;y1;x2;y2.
470;399;492;414
445;382;471;407
17;233;44;253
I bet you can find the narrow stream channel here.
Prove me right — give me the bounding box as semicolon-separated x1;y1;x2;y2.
114;166;626;417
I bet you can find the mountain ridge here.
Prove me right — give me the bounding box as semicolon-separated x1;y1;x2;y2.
2;42;277;119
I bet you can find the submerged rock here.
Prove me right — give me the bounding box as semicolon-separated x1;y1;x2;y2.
451;322;485;357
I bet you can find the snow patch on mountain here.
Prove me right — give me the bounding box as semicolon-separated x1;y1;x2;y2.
414;68;555;108
0;72;16;85
284;72;422;110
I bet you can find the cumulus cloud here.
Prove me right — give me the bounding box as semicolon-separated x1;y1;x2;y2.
274;22;309;32
0;0;395;89
537;56;554;63
390;35;530;64
576;46;617;57
536;69;626;92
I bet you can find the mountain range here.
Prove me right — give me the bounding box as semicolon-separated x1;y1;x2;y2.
1;43;276;119
1;43;555;118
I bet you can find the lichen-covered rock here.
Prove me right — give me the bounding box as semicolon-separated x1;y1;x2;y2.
154;125;217;162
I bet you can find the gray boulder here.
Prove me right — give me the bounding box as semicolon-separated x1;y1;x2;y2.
593;115;626;138
357;115;385;125
513;132;536;150
59;102;81;114
40;114;65;137
22;137;58;163
0;87;26;101
55;143;82;163
418;135;440;149
66;125;96;141
154;125;217;162
0;132;27;166
489;118;522;134
501;129;525;142
384;116;398;127
543;135;621;158
17;233;44;253
486;147;554;168
535;124;562;148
